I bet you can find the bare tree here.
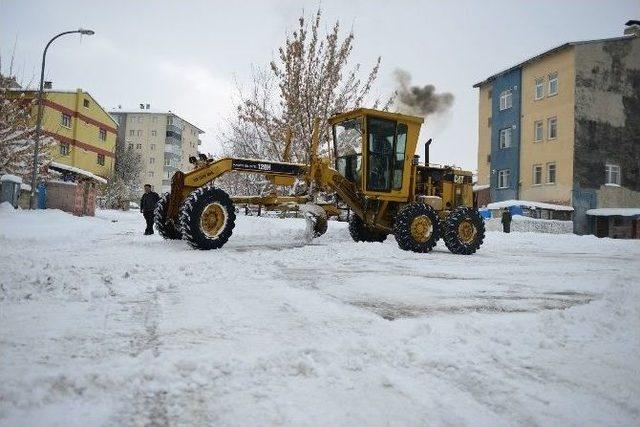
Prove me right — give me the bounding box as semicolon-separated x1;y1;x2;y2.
0;80;54;183
101;140;142;208
234;8;393;165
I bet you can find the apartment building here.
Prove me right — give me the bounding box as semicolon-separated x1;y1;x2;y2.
474;22;640;234
110;106;203;194
9;88;117;179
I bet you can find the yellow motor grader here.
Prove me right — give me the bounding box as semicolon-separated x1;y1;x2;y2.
155;108;485;254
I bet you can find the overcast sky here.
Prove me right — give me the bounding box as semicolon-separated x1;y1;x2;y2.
1;0;638;170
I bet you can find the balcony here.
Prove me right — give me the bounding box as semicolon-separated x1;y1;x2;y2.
164;144;181;155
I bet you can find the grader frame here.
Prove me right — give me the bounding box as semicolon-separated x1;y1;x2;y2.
156;108;485;254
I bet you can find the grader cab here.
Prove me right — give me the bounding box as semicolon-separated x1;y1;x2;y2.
155;108;485;254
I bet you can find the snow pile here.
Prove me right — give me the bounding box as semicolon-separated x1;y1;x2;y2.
484;215;573;234
487;199;574;211
0;209;639;425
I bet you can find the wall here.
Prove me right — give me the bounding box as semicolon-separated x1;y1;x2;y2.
519;47;576;204
476;84;492;187
489;68;521;202
573;37;640;201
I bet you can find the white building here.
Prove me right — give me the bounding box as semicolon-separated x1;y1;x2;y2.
110;105;203;194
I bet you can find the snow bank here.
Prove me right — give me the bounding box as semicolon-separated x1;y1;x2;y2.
484;215;573;234
487;199;574;211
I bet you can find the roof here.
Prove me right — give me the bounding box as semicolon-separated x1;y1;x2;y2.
486;199;574;212
586;208;640;217
48;161;108;184
328;108;425;125
9;88;118;128
109;108;204;133
473;34;638;88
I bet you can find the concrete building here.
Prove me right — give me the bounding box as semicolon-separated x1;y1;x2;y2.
9;88;117;180
474;21;640;235
110;106;203;194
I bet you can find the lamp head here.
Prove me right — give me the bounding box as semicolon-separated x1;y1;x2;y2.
78;29;95;35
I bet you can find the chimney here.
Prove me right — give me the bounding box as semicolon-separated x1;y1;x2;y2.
624;20;640;36
139;103;144;110
43;81;52;89
146;103;150;109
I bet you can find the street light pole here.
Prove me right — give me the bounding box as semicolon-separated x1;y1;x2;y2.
29;28;95;209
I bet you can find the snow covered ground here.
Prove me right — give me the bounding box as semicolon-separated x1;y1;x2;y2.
1;205;639;426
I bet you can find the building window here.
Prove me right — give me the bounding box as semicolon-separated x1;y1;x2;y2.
83;99;90;108
97;154;105;166
61;113;72;128
535;78;544;100
150;157;155;164
547;163;556;184
150;143;156;150
129;129;135;136
487;117;492;127
128;143;134;150
532;164;542;185
499;90;513;110
164;157;171;166
137;116;142;123
99;128;107;141
137;130;142;136
152;116;157;123
487;154;491;163
548;117;557;139
59;143;70;156
151;130;157;137
499;127;512;149
148;171;154;178
136;143;142;149
534;120;543;142
548;72;558;96
605;164;621;185
497;169;510;189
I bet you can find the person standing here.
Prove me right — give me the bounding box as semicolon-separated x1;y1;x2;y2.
501;208;512;233
140;184;160;235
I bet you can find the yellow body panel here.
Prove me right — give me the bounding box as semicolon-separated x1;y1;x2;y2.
519;48;575;204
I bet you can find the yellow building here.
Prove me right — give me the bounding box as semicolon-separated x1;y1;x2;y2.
11;88;117;180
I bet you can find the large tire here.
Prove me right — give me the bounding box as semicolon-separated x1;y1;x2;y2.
394;203;440;253
348;214;387;243
442;207;485;255
154;193;182;240
179;186;236;250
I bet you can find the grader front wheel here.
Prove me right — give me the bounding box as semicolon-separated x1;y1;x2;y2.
180;186;236;250
442;207;485;255
394;203;440;253
154;193;182;240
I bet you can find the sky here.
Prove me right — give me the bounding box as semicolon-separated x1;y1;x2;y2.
1;0;638;171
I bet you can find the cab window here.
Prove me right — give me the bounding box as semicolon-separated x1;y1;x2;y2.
393;123;407;189
367;117;395;191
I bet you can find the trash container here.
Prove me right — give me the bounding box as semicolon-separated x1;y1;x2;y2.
0;174;22;208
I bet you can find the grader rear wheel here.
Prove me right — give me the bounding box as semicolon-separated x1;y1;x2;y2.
348;214;387;243
442;207;485;255
394;203;440;253
180;186;236;250
154;193;182;240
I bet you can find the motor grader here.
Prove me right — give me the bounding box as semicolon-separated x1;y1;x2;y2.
155;108;485;254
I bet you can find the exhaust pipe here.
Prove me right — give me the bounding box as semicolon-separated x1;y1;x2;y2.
425;138;432;165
